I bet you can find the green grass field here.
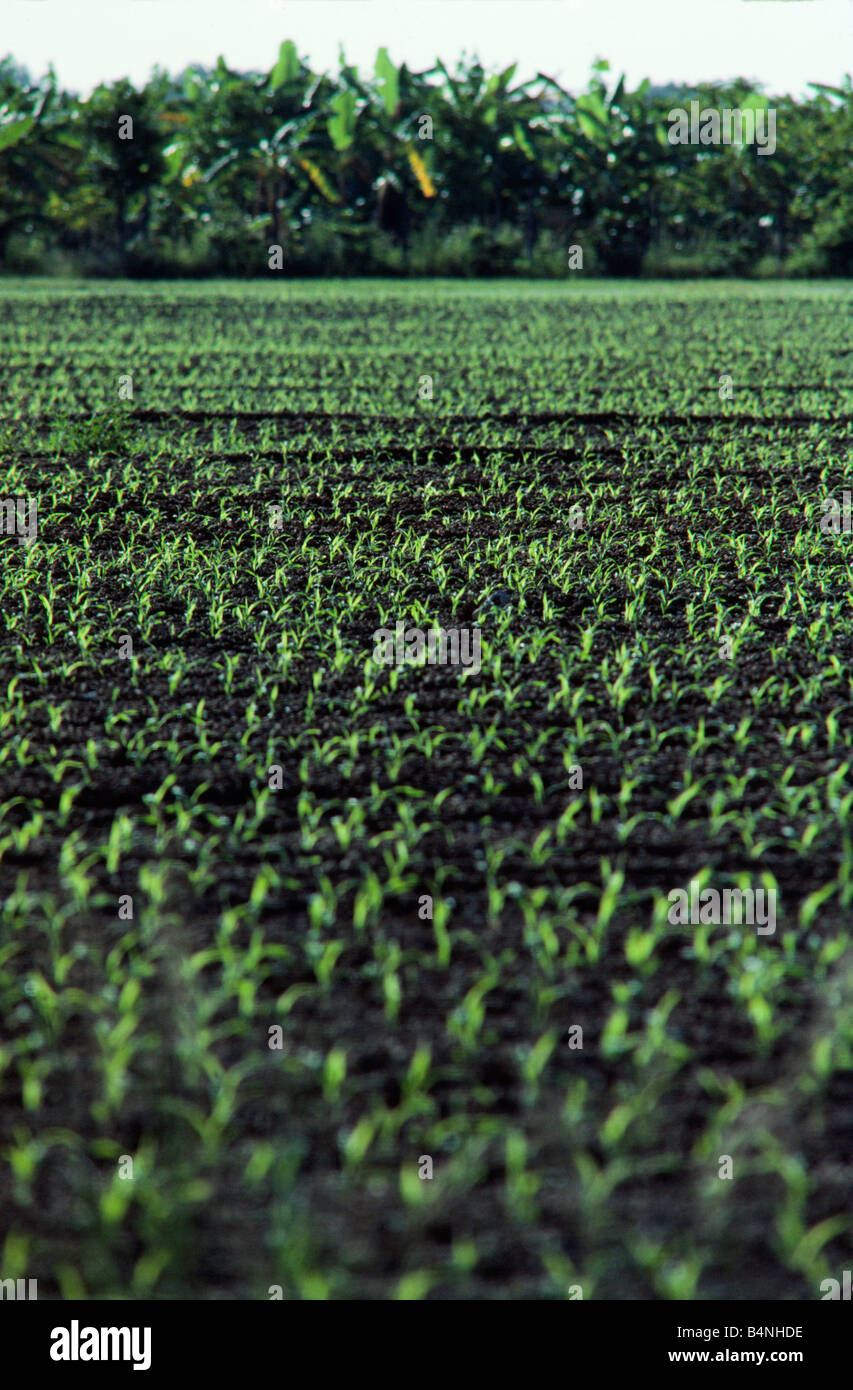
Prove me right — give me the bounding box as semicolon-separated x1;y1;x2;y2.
1;279;853;1299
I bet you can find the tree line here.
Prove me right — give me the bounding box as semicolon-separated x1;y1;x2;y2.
1;44;851;277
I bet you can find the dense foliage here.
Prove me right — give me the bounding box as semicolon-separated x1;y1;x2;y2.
1;46;852;277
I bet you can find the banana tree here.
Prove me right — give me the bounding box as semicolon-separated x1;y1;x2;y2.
0;62;84;262
748;83;853;265
559;63;664;273
792;79;853;270
162;48;340;251
76;78;167;266
427;58;557;233
331;48;437;255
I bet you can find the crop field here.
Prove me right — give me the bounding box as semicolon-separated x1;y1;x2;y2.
2;278;853;1301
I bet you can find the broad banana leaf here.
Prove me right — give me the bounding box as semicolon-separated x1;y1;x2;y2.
374;49;399;118
328;89;357;151
0;116;35;152
270;41;300;93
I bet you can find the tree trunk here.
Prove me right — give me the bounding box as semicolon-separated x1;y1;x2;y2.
378;178;407;246
400;185;409;264
116;195;128;271
526;198;537;261
776;193;787;260
270;181;280;249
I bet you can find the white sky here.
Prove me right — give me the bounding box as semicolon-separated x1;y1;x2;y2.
2;0;851;98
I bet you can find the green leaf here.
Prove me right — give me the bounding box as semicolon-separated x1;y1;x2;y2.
323;1047;346;1101
790;1215;851;1272
202;150;239;184
0;117;35;153
799;882;836;927
374;48;399;118
575;93;610;145
807;82;848;104
513;120;535;160
270;40;300;93
500;62;518;90
394;1271;434;1300
487;63;518;97
328;89;357;150
667;784;701;820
